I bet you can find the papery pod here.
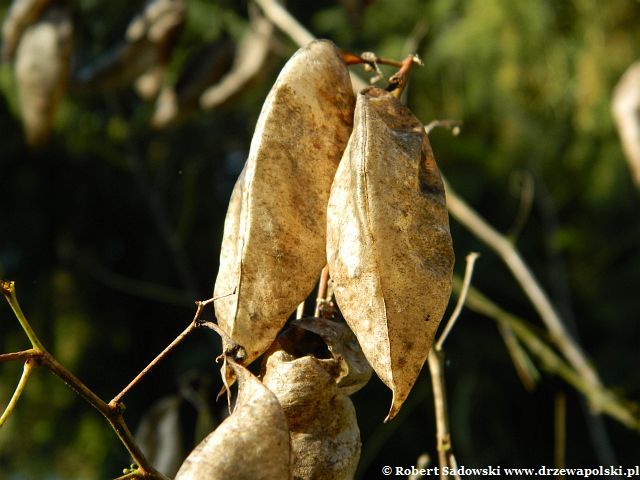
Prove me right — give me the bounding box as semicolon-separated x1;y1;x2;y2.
214;39;355;365
14;3;72;149
262;347;360;480
73;0;184;97
1;0;50;60
134;396;183;478
291;317;372;395
612;60;640;187
326;87;454;421
175;360;291;480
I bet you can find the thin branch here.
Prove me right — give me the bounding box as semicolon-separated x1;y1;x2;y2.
554;392;567;473
1;280;45;351
0;348;42;363
314;265;329;317
497;322;540;391
428;349;454;479
424;119;462;135
252;0;313;48
443;179;603;398
387;54;422;99
1;282;170;479
77;255;193;307
110;301;208;406
436;252;479;351
253;0;368;91
0;359;35;427
200;8;274;110
428;251;478;477
455;277;639;431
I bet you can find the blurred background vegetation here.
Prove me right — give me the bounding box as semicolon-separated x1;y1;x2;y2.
1;0;639;478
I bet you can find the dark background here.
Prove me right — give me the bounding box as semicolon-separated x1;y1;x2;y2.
1;0;639;478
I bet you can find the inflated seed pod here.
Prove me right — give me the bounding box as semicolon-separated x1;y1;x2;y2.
612;60;640;187
14;3;72;149
262;347;361;480
213;39;355;365
1;0;51;60
291;317;371;395
327;86;454;421
175;360;291;480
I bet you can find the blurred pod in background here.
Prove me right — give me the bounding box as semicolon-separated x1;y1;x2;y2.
14;2;72;149
2;0;52;61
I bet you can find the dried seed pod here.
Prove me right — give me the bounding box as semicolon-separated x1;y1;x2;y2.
175;360;291;480
134;396;184;478
1;0;51;60
213;39;355;365
326;87;454;421
291;317;372;395
612;61;640;187
14;4;72;149
262;347;360;480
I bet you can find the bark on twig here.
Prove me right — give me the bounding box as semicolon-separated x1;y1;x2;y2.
454;277;640;431
252;0;369;91
443;178;603;398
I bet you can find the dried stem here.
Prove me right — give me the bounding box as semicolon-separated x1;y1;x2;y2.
387;54;421;99
555;392;567;473
0;282;175;479
1;281;44;351
252;0;313;48
0;346;169;479
0;359;35;427
253;0;369;91
455;277;639;431
428;349;453;479
497;322;540;391
314;265;329;317
0;348;41;363
428;253;478;478
443;179;603;398
111;322;196;406
436;252;479;351
342;51;404;68
424;119;462;135
111;299;214;405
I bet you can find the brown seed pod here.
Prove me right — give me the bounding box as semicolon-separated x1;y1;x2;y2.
262;345;361;480
291;317;372;395
1;0;51;61
326;86;454;421
213;39;355;365
175;360;291;480
14;4;72;149
612;60;640;187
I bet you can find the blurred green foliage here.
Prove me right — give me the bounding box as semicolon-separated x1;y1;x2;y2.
1;0;639;478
